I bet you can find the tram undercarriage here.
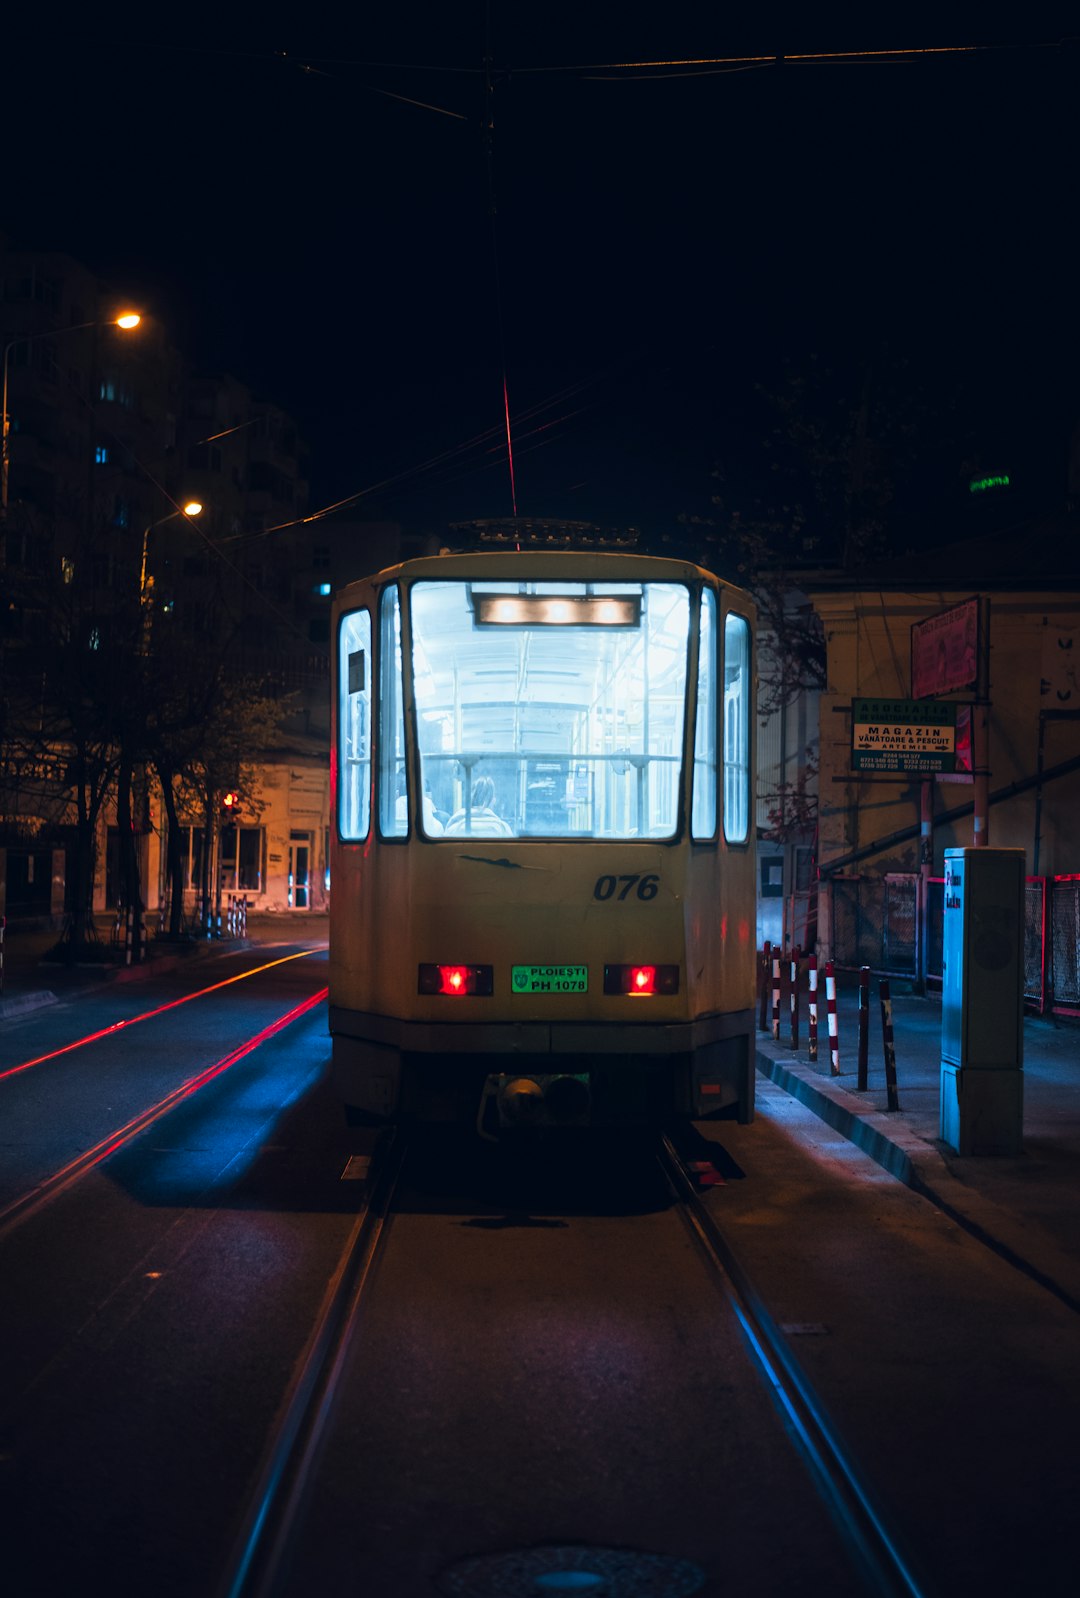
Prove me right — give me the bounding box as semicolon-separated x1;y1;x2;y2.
331;1011;755;1135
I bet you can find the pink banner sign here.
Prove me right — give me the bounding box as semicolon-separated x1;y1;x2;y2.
911;598;978;699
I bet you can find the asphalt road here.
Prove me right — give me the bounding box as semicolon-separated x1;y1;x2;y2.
1;950;1078;1596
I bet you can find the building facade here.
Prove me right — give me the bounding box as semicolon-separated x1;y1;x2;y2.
807;514;1080;1009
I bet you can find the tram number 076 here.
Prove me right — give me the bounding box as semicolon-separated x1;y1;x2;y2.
593;873;659;902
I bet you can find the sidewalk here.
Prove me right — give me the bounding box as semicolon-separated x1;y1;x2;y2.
754;977;1080;1313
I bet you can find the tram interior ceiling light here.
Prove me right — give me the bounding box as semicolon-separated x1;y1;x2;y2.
475;595;642;629
417;963;494;997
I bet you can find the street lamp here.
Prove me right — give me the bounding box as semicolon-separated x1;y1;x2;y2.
139;500;203;652
131;496;203;959
1;310;142;520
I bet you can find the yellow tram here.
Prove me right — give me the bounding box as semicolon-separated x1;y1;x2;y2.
329;539;756;1137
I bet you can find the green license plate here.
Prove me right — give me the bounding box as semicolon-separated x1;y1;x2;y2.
511;965;588;994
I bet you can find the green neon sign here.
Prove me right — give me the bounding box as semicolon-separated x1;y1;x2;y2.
969;473;1010;494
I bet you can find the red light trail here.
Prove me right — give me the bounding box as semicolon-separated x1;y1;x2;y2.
0;987;328;1235
0;949;324;1083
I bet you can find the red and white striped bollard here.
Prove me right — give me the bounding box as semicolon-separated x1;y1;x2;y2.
825;959;840;1076
789;947;800;1049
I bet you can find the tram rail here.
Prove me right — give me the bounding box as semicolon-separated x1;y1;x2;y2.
659;1134;925;1598
220;1130;404;1598
218;1128;926;1598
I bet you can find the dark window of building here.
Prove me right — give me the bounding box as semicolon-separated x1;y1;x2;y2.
7;271;60;308
182;601;215;636
220;826;263;892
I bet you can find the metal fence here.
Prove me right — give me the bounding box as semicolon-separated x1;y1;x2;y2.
1049;876;1080;1013
827;872;919;978
924;872;1065;1015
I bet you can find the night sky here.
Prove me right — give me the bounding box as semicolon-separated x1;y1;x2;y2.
4;13;1077;539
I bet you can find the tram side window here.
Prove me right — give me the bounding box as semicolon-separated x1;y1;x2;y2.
692;588;718;840
338;609;371;840
723;613;751;844
378;585;408;837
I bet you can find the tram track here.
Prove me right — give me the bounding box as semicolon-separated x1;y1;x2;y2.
218;1128;926;1598
220;1129;404;1598
658;1135;925;1598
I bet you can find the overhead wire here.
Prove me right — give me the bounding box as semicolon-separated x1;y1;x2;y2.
213;37;1075;78
507;39;1069;75
224;365;624;543
116;32;1076;543
274;49;470;119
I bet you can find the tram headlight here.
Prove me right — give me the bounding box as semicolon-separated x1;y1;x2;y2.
603;964;679;996
417;963;494;997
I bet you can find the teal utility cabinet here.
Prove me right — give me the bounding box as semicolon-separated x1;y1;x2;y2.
940;847;1024;1155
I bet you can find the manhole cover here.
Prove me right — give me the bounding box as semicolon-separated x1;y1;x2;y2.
436;1544;705;1597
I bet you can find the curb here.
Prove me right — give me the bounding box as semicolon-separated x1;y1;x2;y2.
0;991;60;1021
755;1048;927;1184
755;1044;1080;1316
0;937;253;1025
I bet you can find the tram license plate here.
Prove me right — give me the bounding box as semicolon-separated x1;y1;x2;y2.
511;965;588;994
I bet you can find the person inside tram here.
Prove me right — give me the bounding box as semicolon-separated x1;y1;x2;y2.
444;774;514;836
421;782;444;835
395;770;445;835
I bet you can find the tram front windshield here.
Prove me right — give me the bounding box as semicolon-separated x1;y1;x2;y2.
410;580;690;839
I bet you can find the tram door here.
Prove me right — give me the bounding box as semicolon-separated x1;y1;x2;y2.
288;831;311;909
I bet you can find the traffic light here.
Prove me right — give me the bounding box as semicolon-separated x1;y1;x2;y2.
222;790;241;818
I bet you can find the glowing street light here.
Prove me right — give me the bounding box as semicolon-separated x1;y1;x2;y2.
1;310;142;519
139;499;203;644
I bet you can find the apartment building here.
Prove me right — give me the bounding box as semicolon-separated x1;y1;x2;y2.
0;242;371;933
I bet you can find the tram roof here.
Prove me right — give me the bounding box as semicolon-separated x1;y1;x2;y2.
336;548;747;600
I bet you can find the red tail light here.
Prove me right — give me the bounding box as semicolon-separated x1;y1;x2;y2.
603;964;679;996
418;963;494;997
